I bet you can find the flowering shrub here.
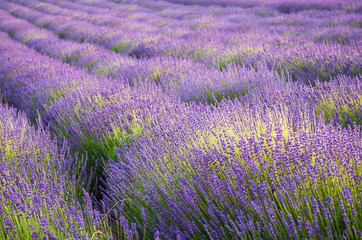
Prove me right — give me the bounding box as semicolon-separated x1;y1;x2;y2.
0;103;111;239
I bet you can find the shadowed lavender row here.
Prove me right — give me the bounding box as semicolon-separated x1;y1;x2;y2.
0;99;114;239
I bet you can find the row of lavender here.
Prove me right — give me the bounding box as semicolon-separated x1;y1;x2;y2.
151;0;361;11
0;34;112;238
0;0;361;239
4;0;362;84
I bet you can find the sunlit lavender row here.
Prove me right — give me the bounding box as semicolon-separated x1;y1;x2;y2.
0;0;361;239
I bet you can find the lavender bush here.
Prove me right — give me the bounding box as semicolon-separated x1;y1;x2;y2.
0;102;113;239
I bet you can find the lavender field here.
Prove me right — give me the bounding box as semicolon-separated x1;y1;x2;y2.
0;0;361;239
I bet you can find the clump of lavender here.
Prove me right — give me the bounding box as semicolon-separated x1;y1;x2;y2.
173;63;295;105
0;103;112;239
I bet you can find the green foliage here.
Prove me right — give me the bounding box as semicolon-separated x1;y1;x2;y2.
317;94;362;127
111;41;131;54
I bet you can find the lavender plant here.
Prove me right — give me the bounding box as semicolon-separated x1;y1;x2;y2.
0;103;113;239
